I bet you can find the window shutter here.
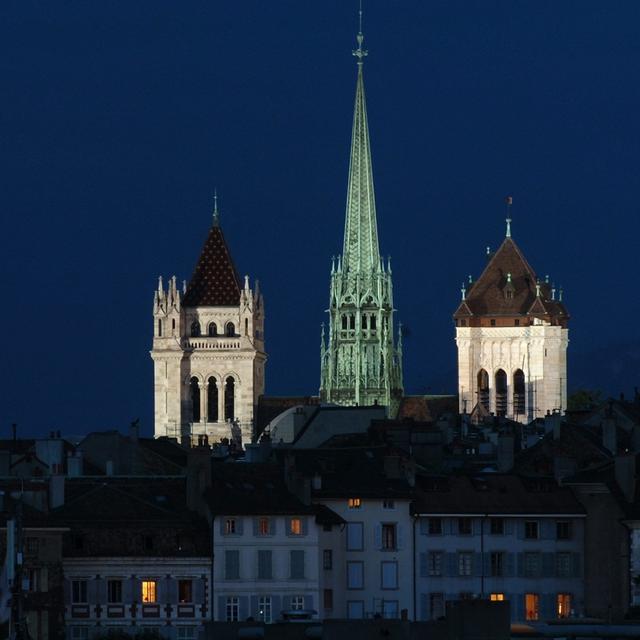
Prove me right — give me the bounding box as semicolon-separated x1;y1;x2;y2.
419;553;428;578
167;578;178;603
446;553;457;577
87;578;98;604
420;593;428;621
219;519;226;536
542;593;555;619
258;550;272;580
94;576;105;604
157;577;167;603
253;518;259;536
301;517;308;536
374;524;382;550
271;595;282;621
304;595;313;611
542;520;554;540
473;519;482;535
131;577;141;604
442;518;450;535
250;595;259;618
291;550;305;579
572;553;582;578
419;518;428;535
397;524;405;550
512;594;523;621
237;518;244;535
542;552;555;577
239;595;249;621
505;553;515;577
269;518;276;535
516;553;524;577
225;550;240;580
217;596;226;621
479;553;488;577
504;519;514;536
194;577;204;604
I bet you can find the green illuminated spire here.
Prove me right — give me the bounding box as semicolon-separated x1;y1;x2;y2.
320;10;403;414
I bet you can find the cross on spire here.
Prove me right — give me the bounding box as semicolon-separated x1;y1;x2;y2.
353;0;368;64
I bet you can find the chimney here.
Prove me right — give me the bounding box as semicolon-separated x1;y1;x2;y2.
67;451;83;477
49;475;65;509
615;454;637;502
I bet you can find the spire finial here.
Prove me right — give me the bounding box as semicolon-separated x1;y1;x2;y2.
505;195;513;238
213;188;220;226
353;0;368;64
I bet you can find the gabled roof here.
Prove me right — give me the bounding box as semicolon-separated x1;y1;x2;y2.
183;224;242;307
454;237;569;319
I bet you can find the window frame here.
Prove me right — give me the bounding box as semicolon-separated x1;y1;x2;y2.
524;520;539;539
348;497;362;509
225;596;239;622
346;522;364;551
457;517;472;536
458;551;473;577
141;579;157;604
178;579;193;604
525;593;540;621
347;561;364;590
428;518;443;535
258;595;272;623
107;579;122;604
428;551;442;577
71;579;88;604
490;551;504;577
381;561;398;590
381;523;397;550
323;549;333;570
556;520;572;540
490;518;505;535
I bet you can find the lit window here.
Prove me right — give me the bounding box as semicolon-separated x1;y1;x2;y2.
258;517;270;535
226;596;239;622
178;579;192;603
289;518;302;535
557;593;572;618
290;595;304;611
525;593;540;621
490;593;505;602
348;498;362;509
381;524;396;550
225;519;237;535
141;580;157;603
258;596;272;623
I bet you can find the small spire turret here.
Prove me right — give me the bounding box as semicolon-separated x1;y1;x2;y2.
505;195;513;238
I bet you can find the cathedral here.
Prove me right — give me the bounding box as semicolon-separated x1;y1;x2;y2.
453;212;569;422
150;200;266;445
150;19;570;444
319;26;404;414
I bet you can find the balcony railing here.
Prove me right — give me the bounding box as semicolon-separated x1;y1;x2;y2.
183;337;241;350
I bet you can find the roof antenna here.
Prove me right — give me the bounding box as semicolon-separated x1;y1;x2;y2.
353;0;368;64
505;195;513;238
213;188;220;227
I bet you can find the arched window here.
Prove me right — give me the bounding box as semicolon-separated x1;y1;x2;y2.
495;369;507;417
190;377;201;423
513;369;525;415
226;322;235;337
171;318;176;334
341;315;348;331
208;322;218;337
224;376;235;422
361;314;368;329
245;318;248;335
191;320;201;337
477;369;489;411
207;377;218;422
370;315;377;331
158;319;162;337
349;315;355;330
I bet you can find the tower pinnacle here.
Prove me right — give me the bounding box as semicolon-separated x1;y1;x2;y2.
353;0;368;64
505;195;513;238
213;188;220;227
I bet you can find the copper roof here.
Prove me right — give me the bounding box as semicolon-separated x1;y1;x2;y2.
183;224;241;307
454;237;569;320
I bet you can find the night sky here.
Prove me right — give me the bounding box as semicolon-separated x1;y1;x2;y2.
3;1;640;437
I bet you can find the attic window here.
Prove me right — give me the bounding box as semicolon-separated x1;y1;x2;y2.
505;290;513;300
225;519;237;535
490;319;496;327
348;498;362;509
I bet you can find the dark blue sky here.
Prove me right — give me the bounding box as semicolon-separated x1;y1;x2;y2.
2;1;640;437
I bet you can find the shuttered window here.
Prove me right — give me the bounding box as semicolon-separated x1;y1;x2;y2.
225;550;240;580
290;550;305;579
258;550;273;580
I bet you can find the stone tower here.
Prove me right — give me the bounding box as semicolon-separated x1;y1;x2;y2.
150;200;266;445
319;22;403;414
453;211;569;423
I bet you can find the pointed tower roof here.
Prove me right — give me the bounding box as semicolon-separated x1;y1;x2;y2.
454;235;569;320
342;25;380;274
183;210;242;307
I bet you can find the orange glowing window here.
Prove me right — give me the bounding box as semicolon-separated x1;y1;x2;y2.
290;518;302;535
490;593;505;602
525;593;539;621
259;517;270;535
141;580;157;603
348;498;362;509
557;593;571;618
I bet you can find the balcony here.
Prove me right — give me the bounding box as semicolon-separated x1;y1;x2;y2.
183;337;241;350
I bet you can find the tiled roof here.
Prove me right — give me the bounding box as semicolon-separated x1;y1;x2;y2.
183;224;241;307
454;237;569;320
413;473;584;515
